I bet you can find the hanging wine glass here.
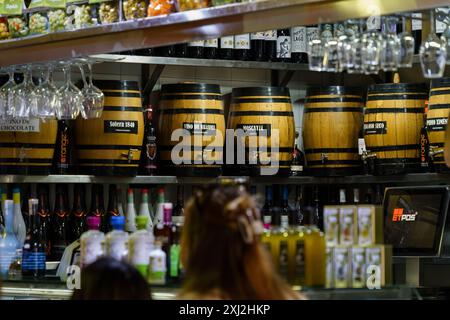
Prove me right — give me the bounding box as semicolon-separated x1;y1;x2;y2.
397;15;415;68
361;17;382;74
308;24;325;71
78;60;104;119
440;15;450;65
13;65;35;119
57;63;82;120
420;9;447;78
337;20;356;72
30;64;57;119
323;25;340;72
380;16;400;72
0;67;16;119
348;19;364;74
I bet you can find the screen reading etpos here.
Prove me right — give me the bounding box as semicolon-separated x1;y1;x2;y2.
383;187;449;257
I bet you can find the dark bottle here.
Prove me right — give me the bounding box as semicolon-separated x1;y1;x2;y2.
262;185;273;229
250;31;266;61
22;199;46;279
89;184;106;232
170;186;184;282
21;184;31;232
312;186;321;229
204;38;219;59
363;187;374;204
276;29;292;62
265;30;277;62
291;131;306;176
411;13;422;54
70;184;87;242
155;45;175;57
420;113;430;172
291;26;308;63
51;185;69;261
281;186;290;229
353;188;360;204
175;43;188;58
187;40;204;59
139;106;158;175
36;185;51;258
172;186;184;228
220;36;234;60
339;188;347;204
52;120;74;174
106;184;121;232
293;186;305;226
374;185;383;205
234;33;251;61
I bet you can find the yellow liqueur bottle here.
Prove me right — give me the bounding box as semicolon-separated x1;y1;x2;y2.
304;225;326;287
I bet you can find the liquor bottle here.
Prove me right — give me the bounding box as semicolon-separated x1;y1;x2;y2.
313;186;321;229
105;215;129;261
291;26;308;63
139;189;153;231
154;187;166;226
353;188;360;204
106;184;121;232
204;38;219;59
70;184;87;242
276;29;292;62
37;185;51;257
339;188;347;204
21;184;30;233
148;241;167;285
0;200;20;278
280;186;290;230
52;120;74;174
51;185;69;261
234;33;251;61
129;215;154;278
125;188;137;233
411;13;422;54
80;216;105;269
21;199;46;279
219;36;234;60
420;113;430;172
261;185;273;230
287;208;306;286
291;131;306;176
175;43;188;57
304;225;326;287
139;106;158;175
154;203;172;255
169;216;182;282
265;30;277;62
172;186;184;228
89;184;106;232
250;31;266;61
12;188;26;248
269;203;289;279
293;186;305;226
187;40;205;58
435;7;448;38
374;185;383;205
117;187;125;217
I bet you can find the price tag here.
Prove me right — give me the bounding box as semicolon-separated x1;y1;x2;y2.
358;138;367;155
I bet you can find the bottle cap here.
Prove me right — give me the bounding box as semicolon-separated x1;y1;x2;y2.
128;188;133;194
158;187;164;194
142;188;149;194
12;187;20;194
110;216;125;229
87;216;101;230
136;215;148;229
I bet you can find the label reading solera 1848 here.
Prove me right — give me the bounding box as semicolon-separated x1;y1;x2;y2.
426;117;448;131
236;124;271;136
364;121;387;135
104;120;138;134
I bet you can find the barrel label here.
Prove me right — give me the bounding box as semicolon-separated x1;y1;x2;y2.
104;120;138;134
0;119;40;132
426;117;448;131
182;122;216;135
363;121;386;135
236;124;271;136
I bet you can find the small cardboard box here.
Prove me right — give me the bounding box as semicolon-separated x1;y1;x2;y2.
324;206;339;246
325;246;335;289
350;246;366;288
365;245;393;288
339;205;358;246
357;205;384;246
333;246;351;288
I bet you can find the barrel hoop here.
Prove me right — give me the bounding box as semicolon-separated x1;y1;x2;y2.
159;145;224;152
307;160;361;165
364;108;424;114
76;145;142;150
367;144;420;152
160;94;222;101
103;106;143;112
367;94;428;101
305;97;363;103
304;107;363;113
77;159;140;165
304;147;359;154
375;158;420;164
428;103;450;110
161;83;221;94
93;81;139;91
230;111;293;116
159;108;224;115
430;89;450;96
430;142;445;147
0;143;54;149
245;147;293;153
0;158;53;163
103;92;141;98
432;156;445;162
232;98;291;103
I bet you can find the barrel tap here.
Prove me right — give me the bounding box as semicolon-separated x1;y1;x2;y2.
320;153;328;163
122;149;138;163
429;145;444;159
361;150;377;161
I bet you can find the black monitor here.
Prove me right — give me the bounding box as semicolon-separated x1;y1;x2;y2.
383;186;450;257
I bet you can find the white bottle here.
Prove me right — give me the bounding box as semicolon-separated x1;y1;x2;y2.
125;188;137;233
117;187;125;217
148;241;166;285
80;216;105;269
139;189;153;231
154;187;165;226
12;188;26;247
129;215;154;279
105;216;129;261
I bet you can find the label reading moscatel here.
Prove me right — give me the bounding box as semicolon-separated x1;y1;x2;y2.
0;119;40;132
426;117;448;131
104;120;138;134
364;121;387;135
236;124;271;136
183;122;216;135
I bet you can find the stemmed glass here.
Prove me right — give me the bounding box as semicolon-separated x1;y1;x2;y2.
361;20;382;74
337;20;356;72
323;26;340;72
348;19;364;74
308;24;326;71
57;63;83;120
397;15;415;68
30;64;58;119
439;14;450;65
380;16;400;72
78;60;104;119
0;67;17;119
13;65;35;119
420;9;447;78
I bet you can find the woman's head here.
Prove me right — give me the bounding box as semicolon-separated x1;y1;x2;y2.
180;184;295;300
72;257;151;300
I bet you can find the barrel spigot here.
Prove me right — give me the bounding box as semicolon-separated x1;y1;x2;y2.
361;150;377;161
121;149;138;163
429;146;444;159
320;153;328;163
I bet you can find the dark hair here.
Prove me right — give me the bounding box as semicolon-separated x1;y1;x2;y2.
180;185;299;300
71;257;151;300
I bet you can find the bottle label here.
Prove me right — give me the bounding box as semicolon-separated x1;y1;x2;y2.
320;23;334;39
104;120;138;134
412;13;422;31
278;240;288;278
265;30;277;41
363;121;387;135
426;117;448;131
22;251;46;271
281;215;289;229
306;27;319;51
149;253;166;283
107;238;128;261
251;32;265;40
220;36;234;49
234;34;250;49
81;237;103;268
145;140;157;161
295;240;305;280
188;40;205;47
436;8;449;33
276;36;291;58
130;239;152;265
170;244;180;277
290;165;303;172
58;129;70;169
291;26;307;53
172;216;185;225
263;215;271;225
366;16;381;30
204;38;218;48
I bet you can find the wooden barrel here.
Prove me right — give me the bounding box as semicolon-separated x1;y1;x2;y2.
76;80;144;176
427;78;450;172
303;86;364;176
158;83;225;177
364;83;428;175
0;119;57;175
226;87;295;176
